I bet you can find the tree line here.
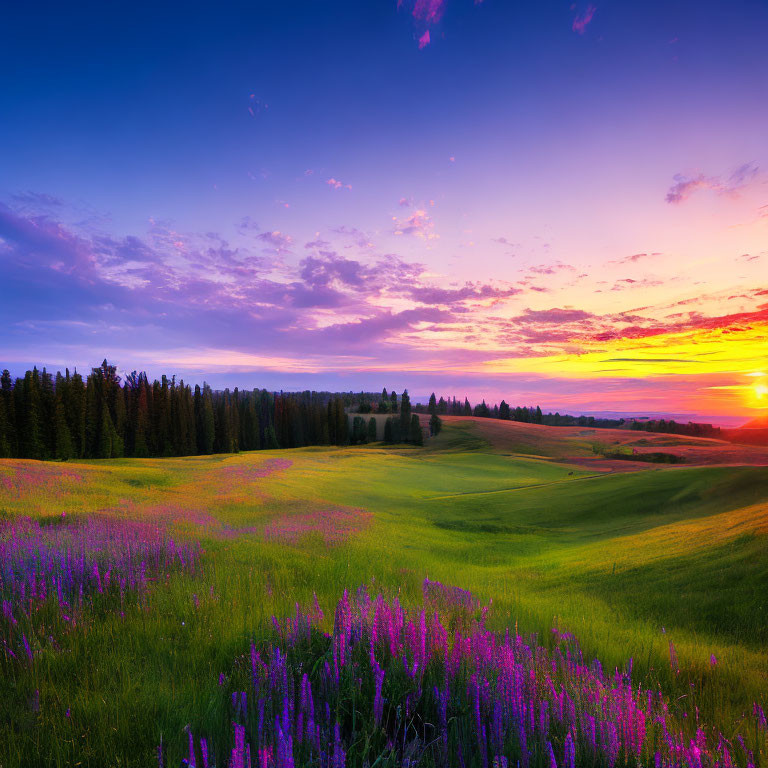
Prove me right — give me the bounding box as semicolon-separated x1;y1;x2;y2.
349;389;428;446
0;361;350;460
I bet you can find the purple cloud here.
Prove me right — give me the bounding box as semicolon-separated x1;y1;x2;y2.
572;4;596;34
665;162;760;204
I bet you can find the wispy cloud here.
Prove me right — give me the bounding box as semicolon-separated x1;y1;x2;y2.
665;162;760;204
572;4;596;34
326;178;352;191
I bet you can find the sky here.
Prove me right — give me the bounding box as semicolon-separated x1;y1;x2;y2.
1;0;767;424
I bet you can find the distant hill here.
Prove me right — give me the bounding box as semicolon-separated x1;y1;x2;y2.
742;415;768;429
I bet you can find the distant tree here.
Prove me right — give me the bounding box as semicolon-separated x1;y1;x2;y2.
367;417;377;442
437;396;448;415
0;390;10;458
428;392;437;416
384;417;394;443
378;388;390;413
535;405;543;424
0;370;15;456
390;390;398;414
54;397;74;460
21;369;44;460
429;413;442;437
463;397;472;416
409;414;423;445
351;415;367;444
264;423;280;449
399;389;412;434
499;400;510;420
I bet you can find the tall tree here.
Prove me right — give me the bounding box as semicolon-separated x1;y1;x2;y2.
54;397;74;460
409;414;423;445
399;389;412;434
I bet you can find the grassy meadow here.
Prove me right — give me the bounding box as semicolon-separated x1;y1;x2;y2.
1;418;767;767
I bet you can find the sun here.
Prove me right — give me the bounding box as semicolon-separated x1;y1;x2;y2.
755;383;768;400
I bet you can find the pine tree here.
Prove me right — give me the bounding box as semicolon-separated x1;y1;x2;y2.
0;391;11;457
429;413;442;437
499;400;510;420
97;398;115;458
390;390;398;413
409;414;423;445
383;417;393;443
264;424;280;449
463;397;472;416
367;417;377;442
200;385;215;454
54;398;74;460
428;392;437;416
399;389;411;434
21;369;44;459
0;370;16;456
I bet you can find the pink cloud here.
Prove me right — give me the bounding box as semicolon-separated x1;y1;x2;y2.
572;4;596;34
393;209;438;240
412;0;445;24
326;178;352;191
418;30;431;49
665;163;759;204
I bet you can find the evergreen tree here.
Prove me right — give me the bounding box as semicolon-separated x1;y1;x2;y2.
383;417;394;443
409;414;423;445
463;397;472;416
54;398;74;460
389;390;398;413
21;369;44;459
428;392;437;416
367;417;377;442
399;389;412;434
429;413;442;437
200;385;215;454
0;370;16;456
499;400;510;420
264;423;280;449
378;388;390;413
0;390;10;457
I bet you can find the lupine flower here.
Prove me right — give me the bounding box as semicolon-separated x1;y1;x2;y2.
168;583;766;768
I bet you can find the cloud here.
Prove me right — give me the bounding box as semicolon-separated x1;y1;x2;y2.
11;191;63;208
610;278;664;291
515;307;595;324
393;209;438;240
418;30;431;49
665;162;759;204
572;4;596;34
610;252;662;265
256;230;294;254
406;282;521;306
410;0;446;24
326;178;352;191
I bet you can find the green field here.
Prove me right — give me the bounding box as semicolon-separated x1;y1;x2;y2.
1;418;767;766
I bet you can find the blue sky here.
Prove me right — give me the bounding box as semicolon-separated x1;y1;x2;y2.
1;0;767;420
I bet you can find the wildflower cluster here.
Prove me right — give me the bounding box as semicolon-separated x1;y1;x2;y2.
178;580;765;768
1;516;201;663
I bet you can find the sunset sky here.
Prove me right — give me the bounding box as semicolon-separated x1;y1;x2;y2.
1;0;767;423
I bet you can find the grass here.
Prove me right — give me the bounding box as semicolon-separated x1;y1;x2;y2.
0;419;767;766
